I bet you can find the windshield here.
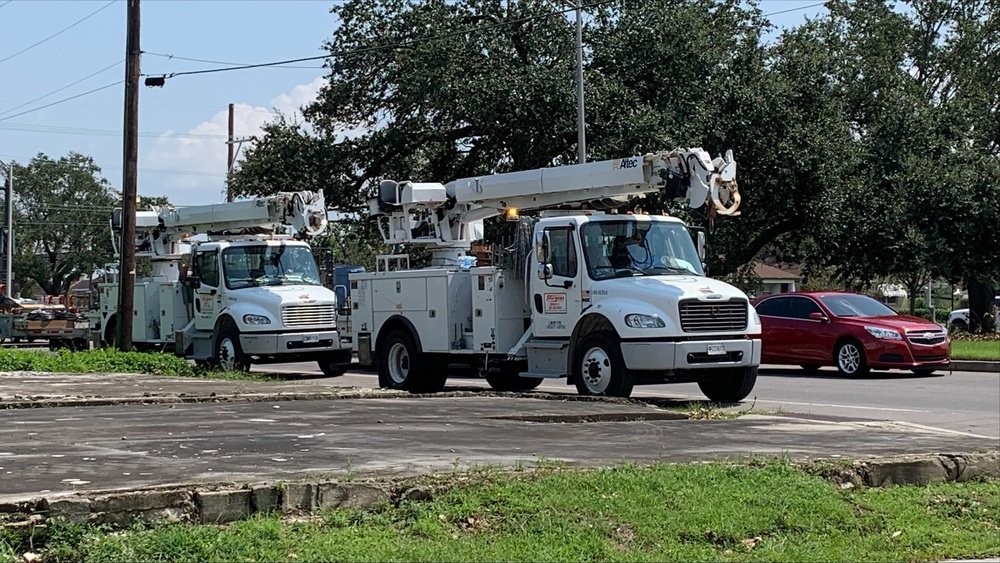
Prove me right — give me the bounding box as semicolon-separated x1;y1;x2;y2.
222;244;321;289
580;220;704;280
819;294;897;317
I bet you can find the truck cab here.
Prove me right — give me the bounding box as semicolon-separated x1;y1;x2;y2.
182;237;350;373
530;214;761;398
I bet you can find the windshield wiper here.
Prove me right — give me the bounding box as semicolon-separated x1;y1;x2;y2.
643;265;694;275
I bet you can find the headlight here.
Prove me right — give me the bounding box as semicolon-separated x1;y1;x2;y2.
242;314;272;325
624;314;666;329
751;309;761;326
865;326;901;340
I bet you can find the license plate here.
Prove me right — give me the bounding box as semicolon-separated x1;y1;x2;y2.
706;343;726;356
303;335;319;343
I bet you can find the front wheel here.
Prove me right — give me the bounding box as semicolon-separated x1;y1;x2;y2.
697;366;758;403
834;340;868;377
574;331;633;398
216;327;251;372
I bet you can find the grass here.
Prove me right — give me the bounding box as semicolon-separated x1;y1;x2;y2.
0;348;265;381
951;340;1000;361
7;461;998;563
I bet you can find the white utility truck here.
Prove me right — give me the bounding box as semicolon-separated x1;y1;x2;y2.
101;191;351;374
347;148;763;401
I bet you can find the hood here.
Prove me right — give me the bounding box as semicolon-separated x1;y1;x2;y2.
229;284;337;308
842;314;944;333
592;275;745;303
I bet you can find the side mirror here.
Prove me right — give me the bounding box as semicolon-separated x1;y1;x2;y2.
808;312;829;322
187;275;202;289
537;263;553;280
696;230;707;262
534;230;552;264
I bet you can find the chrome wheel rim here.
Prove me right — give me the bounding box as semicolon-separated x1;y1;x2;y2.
387;342;410;384
838;344;861;374
218;337;238;371
581;346;612;394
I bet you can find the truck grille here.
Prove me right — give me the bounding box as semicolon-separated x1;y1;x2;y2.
678;299;748;333
281;304;335;328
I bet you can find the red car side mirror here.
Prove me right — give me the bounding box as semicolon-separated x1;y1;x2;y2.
809;312;829;322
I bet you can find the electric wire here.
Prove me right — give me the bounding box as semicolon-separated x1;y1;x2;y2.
0;60;125;118
0;1;13;9
0;81;124;123
0;0;116;64
144;0;830;82
142;50;323;70
0;122;228;140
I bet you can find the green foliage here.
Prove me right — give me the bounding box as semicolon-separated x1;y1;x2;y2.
230;0;998;294
9;152;117;297
951;340;1000;361
26;462;1000;562
0;348;263;380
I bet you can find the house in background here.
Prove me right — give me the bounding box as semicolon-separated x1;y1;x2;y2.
753;264;801;296
877;283;908;307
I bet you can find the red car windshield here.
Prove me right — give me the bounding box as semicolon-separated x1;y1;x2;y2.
819;294;897;318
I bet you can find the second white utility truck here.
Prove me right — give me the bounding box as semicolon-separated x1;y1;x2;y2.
347;148;762;401
101;192;351;374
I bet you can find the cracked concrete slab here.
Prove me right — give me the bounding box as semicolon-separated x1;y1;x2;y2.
0;396;995;502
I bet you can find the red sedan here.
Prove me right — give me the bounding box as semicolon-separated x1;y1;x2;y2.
752;292;950;376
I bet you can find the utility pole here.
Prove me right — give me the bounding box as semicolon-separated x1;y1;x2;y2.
227;103;235;202
117;0;140;351
0;160;12;299
575;1;586;164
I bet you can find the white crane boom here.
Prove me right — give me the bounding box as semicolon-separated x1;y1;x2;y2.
125;191;328;257
369;148;739;250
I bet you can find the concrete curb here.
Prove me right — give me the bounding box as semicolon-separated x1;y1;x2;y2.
805;451;1000;489
2;452;997;536
951;360;1000;373
0;387;673;410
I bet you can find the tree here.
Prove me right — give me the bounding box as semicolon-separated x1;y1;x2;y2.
9;153;117;297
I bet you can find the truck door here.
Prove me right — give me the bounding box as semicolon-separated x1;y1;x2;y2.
193;249;221;332
531;223;582;338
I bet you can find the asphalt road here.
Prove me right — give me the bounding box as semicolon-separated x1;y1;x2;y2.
255;362;1000;441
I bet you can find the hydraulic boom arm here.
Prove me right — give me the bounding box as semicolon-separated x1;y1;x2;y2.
370;148;738;250
121;191;328;257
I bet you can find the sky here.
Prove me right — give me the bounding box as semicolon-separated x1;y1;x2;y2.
0;0;827;207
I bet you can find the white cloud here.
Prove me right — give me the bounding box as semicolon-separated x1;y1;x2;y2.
140;76;326;206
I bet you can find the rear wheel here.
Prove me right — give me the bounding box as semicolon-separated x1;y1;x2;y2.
377;329;447;393
574;331;633;398
697;366;758;403
834;340;868;377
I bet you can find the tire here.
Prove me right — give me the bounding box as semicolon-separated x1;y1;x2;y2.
377;329;447;393
949;319;968;332
834;340;868;377
800;364;821;372
573;331;633;398
697;366;758;403
103;316;118;348
318;350;351;377
216;326;251;372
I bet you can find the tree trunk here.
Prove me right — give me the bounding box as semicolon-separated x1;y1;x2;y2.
966;279;995;333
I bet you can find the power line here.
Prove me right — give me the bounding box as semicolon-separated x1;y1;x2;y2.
145;0;619;82
0;122;229;140
0;1;13;9
0;0;116;64
144;0;828;85
0;60;124;118
143;50;323;70
0;81;123;122
763;2;827;17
